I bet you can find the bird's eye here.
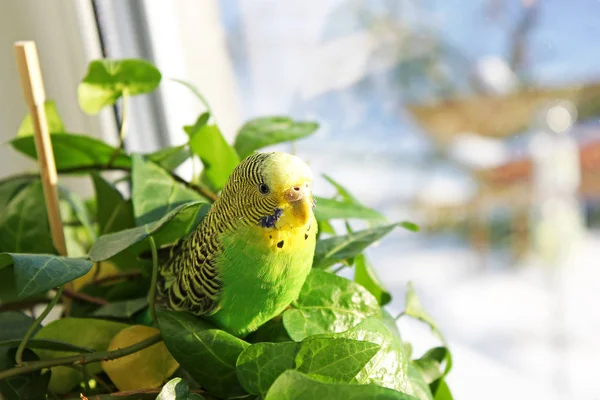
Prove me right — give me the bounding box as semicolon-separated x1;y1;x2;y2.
258;183;270;195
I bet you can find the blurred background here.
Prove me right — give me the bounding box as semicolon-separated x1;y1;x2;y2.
1;1;599;398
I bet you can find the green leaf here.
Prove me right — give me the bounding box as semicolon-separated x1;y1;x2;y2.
0;347;51;400
157;377;205;400
0;254;93;298
407;365;434;400
11;133;130;171
354;254;391;306
332;317;411;393
313;197;386;223
92;173;135;235
78;59;162;115
59;186;96;242
157;309;249;399
92;174;139;270
264;370;418;400
35;317;129;394
17;100;65;137
89;200;208;262
236;342;300;396
322;174;360;204
413;346;453;399
0;312;39;342
0;312;48;400
404;283;446;344
186;116;240;191
431;379;453;400
171;79;212;112
283;270;381;341
131;154;206;226
0;181;56;254
0;177;35;216
316;220;336;239
313;223;413;269
92;297;148;319
295;337;380;384
234;116;318;159
148;145;190;171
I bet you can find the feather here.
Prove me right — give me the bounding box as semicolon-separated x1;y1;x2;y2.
157;152;317;336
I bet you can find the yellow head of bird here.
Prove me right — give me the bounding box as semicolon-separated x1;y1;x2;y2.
222;152;314;228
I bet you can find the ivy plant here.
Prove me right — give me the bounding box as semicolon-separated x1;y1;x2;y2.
0;58;453;400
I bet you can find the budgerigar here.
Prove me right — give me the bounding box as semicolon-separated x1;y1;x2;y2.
158;152;317;336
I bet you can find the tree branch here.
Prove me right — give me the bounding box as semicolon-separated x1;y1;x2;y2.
0;334;162;381
62;288;109;306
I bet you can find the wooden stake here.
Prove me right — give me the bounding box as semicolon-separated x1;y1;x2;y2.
14;41;67;256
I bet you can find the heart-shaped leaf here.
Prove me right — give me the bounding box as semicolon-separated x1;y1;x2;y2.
0;254;93;298
330;317;411;393
264;370;418;400
157;309;249;398
283;270;381;341
236;342;300;396
295;337;381;383
78;59;161;115
234;116;318;159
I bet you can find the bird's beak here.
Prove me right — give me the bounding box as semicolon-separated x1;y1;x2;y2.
284;183;308;203
283;183;312;225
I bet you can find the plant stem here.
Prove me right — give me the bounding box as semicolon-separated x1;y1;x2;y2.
15;286;64;366
62;288;109;305
394;311;406;321
0;334;161;381
107;91;129;167
148;236;159;326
